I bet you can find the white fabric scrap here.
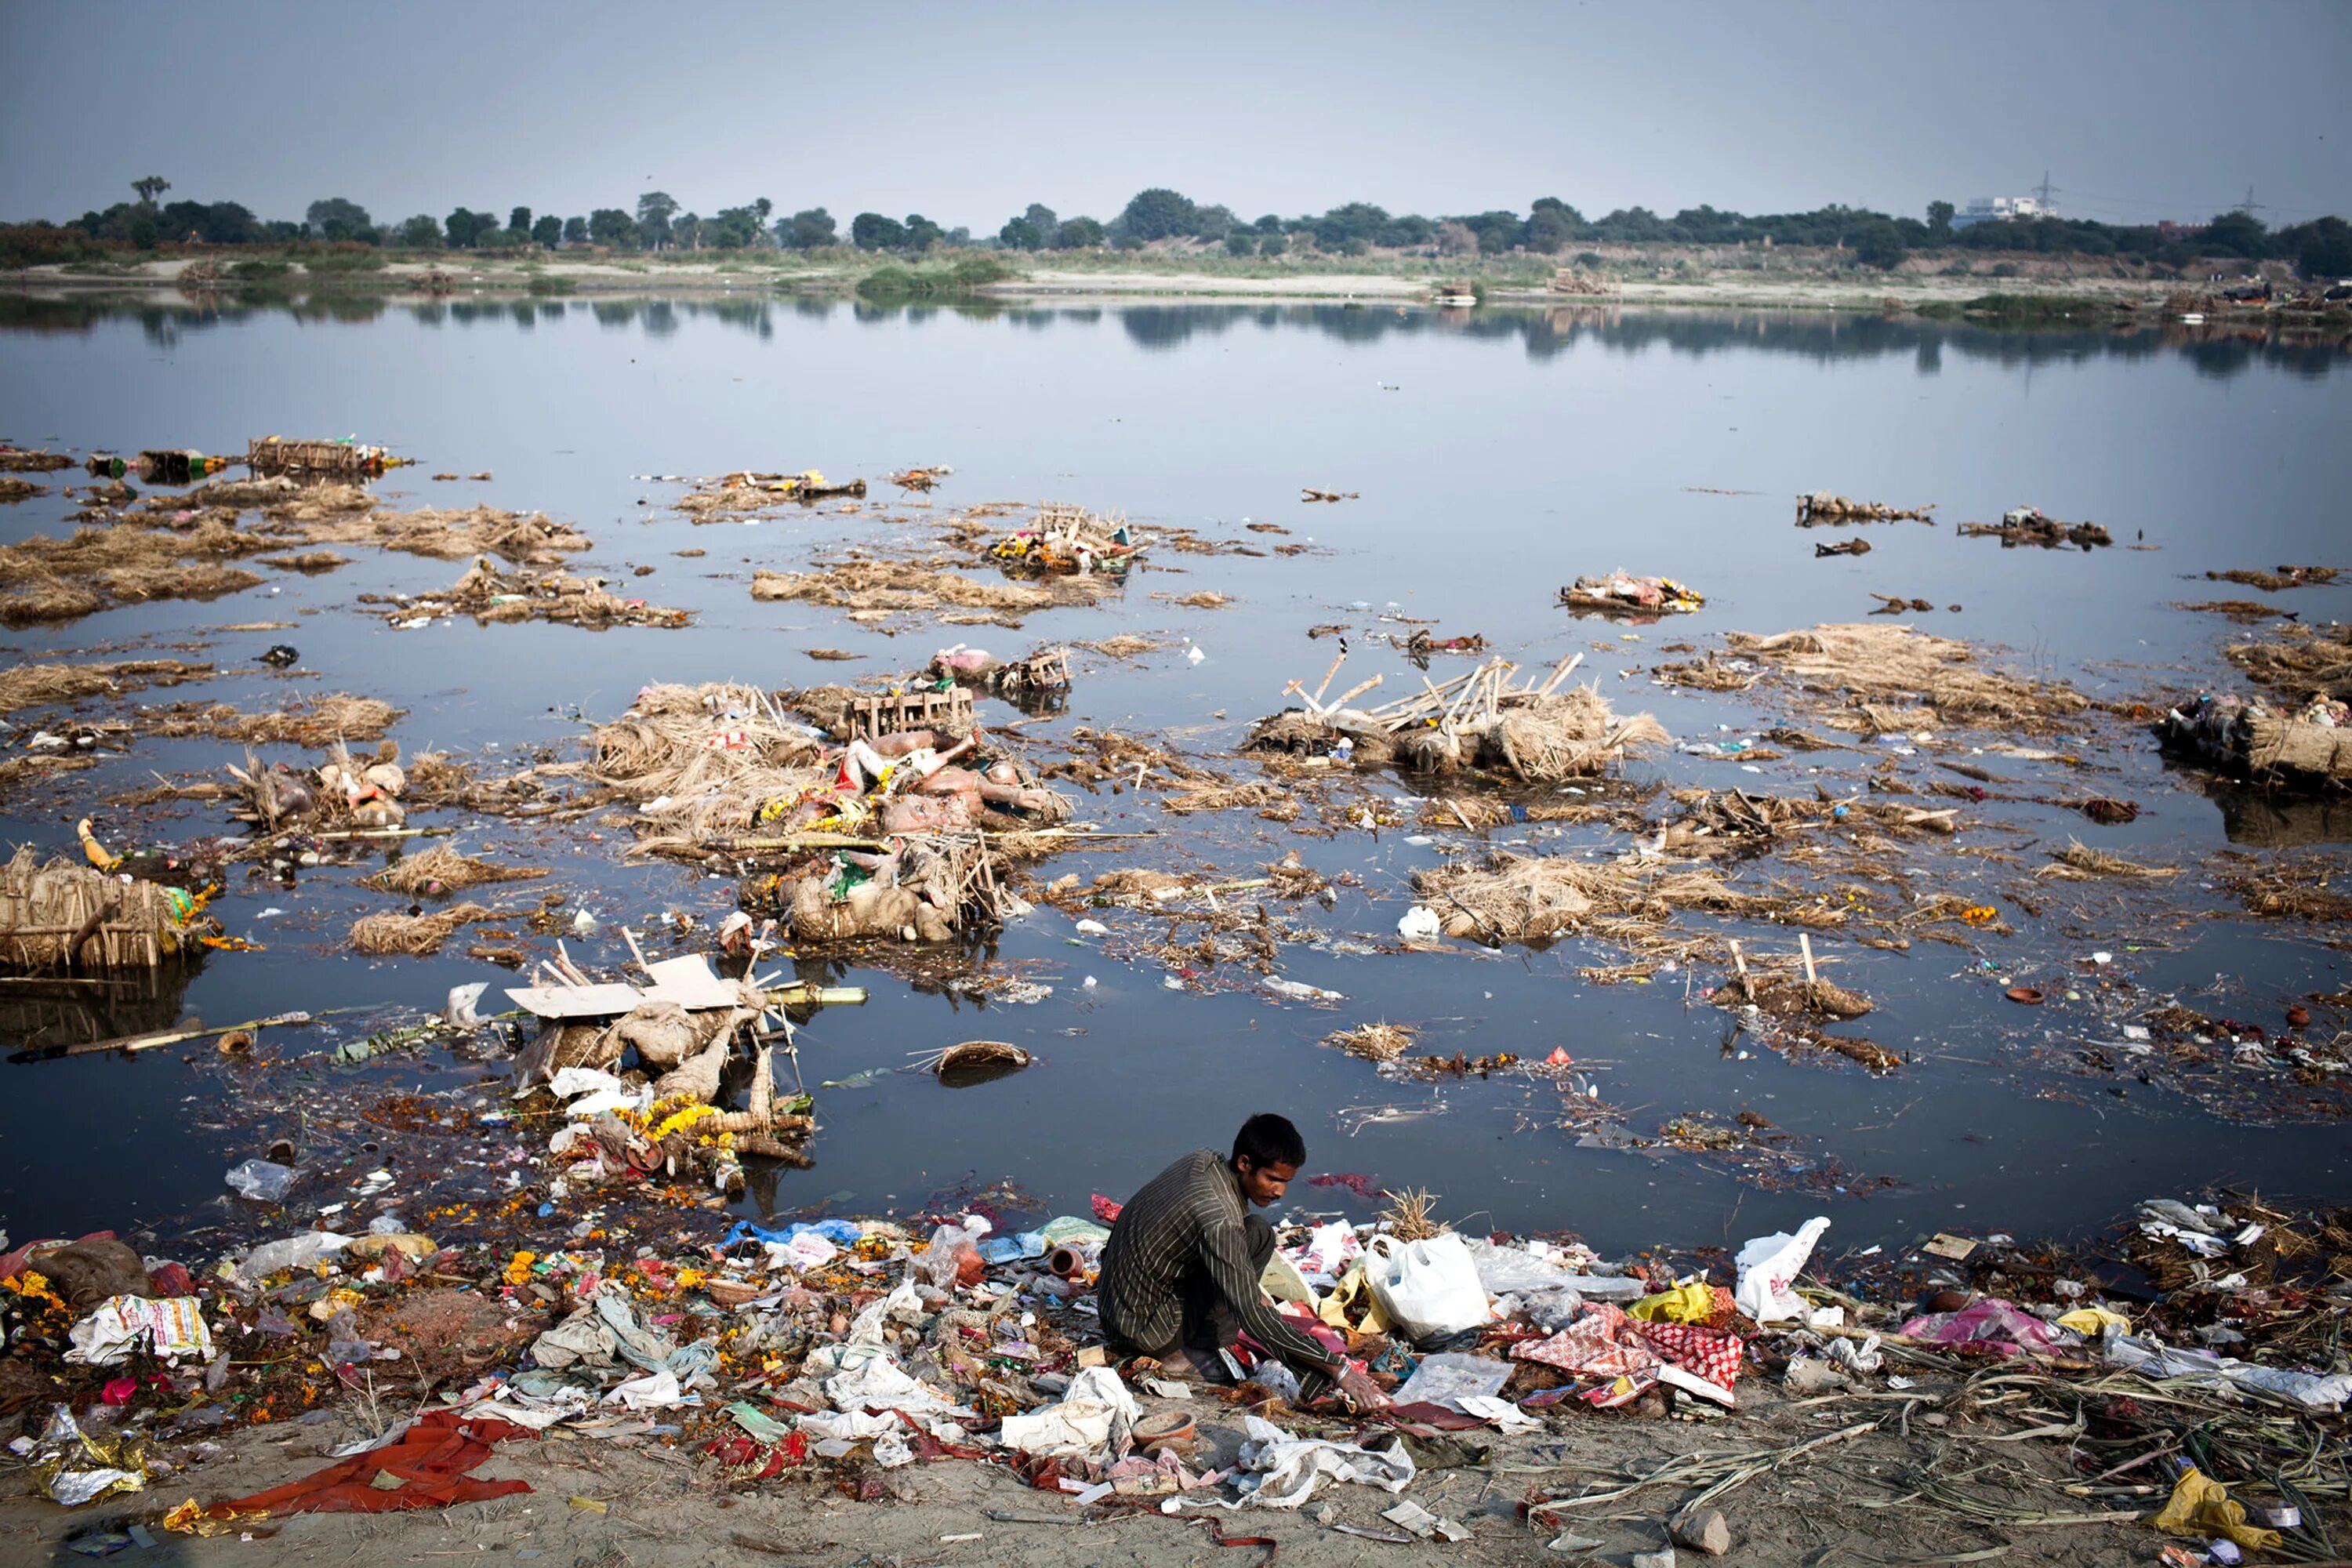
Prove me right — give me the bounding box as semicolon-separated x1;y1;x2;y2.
795;1410;901;1443
1457;1394;1541;1433
1234;1413;1415;1507
604;1368;686;1409
996;1366;1138;1461
824;1356;974;1420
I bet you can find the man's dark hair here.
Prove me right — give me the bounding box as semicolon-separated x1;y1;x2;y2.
1232;1112;1305;1171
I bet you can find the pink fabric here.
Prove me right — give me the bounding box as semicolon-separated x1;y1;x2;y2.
1897;1298;2066;1358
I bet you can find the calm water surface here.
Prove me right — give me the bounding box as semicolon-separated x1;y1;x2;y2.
2;294;2347;1258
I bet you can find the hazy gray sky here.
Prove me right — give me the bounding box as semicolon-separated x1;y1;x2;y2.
4;0;2346;229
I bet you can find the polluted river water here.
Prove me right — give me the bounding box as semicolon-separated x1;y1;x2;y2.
0;294;2347;1263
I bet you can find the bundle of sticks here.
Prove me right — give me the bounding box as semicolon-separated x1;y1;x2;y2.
1280;651;1585;735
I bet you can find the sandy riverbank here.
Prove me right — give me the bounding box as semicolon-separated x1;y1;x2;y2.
5;252;2307;320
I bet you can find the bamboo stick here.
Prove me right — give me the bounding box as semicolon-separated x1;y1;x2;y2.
1800;934;1817;984
1329;673;1384;709
1538;652;1586;698
1310;650;1347;706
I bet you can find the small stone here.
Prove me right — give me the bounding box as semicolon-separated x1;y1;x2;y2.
1632;1549;1677;1568
1671;1508;1730;1556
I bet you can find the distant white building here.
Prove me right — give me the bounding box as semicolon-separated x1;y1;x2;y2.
1951;196;2046;229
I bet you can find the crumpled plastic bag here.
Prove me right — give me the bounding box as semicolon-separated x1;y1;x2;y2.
27;1405;147;1505
1733;1216;1828;1323
1299;1221;1361;1278
795;1409;901;1443
2153;1465;2281;1552
1392;1352;1512;1411
1827;1334;1884;1375
65;1295;212;1367
996;1366;1137;1461
1234;1412;1415;1507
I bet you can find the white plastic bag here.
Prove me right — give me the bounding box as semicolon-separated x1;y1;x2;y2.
1733;1215;1829;1323
1363;1233;1490;1342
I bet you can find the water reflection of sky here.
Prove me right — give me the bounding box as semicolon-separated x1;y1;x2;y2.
1;296;2347;1258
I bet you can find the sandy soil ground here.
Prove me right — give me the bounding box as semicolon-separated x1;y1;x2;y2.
1;255;2206;315
0;1372;2169;1566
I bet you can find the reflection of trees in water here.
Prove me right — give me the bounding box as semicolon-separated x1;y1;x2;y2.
1093;299;2348;379
1;292;2341;380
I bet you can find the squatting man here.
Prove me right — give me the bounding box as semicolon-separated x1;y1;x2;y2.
1095;1113;1389;1413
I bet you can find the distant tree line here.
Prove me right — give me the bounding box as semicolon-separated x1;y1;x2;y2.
19;176;2352;279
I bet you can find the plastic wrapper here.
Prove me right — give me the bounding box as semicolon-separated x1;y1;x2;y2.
64;1294;212;1367
1392;1352;1512;1411
27;1405;147;1506
920;1221;987;1289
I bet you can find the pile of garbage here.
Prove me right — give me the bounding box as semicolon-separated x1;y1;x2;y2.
1958;507;2114;549
0;845;219;971
1795;492;1935;525
2159;691;2352;787
368;557;691;630
1557;571;1706;616
585;680;1076;941
1247;652;1671;784
223;736;413;833
989;503;1140;575
676;470;867;519
9;1187;2344;1560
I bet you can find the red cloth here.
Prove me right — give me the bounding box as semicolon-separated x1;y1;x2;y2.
213;1410;533;1516
1091;1193;1123;1224
1638;1321;1744;1389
